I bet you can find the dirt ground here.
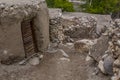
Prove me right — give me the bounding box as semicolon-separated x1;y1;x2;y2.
0;50;111;80
0;12;112;80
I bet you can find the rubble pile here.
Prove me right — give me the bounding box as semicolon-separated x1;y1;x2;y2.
88;19;120;80
63;16;97;39
49;10;120;80
106;21;120;80
49;16;98;43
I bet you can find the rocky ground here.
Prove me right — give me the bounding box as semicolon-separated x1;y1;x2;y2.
0;11;120;80
0;49;110;80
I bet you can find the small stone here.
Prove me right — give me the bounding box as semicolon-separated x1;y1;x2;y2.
113;67;119;73
65;43;74;49
86;55;92;61
60;57;70;62
108;41;113;46
36;5;40;9
102;32;108;36
102;54;108;60
114;59;120;67
23;10;29;16
103;55;114;76
58;43;71;52
3;50;8;55
46;49;58;53
10;7;14;10
47;43;58;53
117;40;120;46
57;49;69;57
111;74;119;80
49;43;58;48
0;4;5;9
29;57;40;66
64;36;74;42
118;70;120;79
39;54;44;59
98;60;106;74
92;67;99;75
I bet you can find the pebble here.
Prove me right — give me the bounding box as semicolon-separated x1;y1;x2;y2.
29;57;40;66
60;57;70;62
102;54;108;60
86;55;92;61
111;74;119;80
58;43;71;52
98;60;106;74
57;49;69;57
114;59;120;67
117;40;120;46
65;43;74;49
39;54;44;59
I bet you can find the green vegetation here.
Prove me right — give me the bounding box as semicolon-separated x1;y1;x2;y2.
46;0;74;12
80;0;120;14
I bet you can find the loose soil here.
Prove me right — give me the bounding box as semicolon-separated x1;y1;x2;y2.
0;51;110;80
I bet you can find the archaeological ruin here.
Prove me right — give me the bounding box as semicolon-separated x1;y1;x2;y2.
0;0;49;64
0;0;120;80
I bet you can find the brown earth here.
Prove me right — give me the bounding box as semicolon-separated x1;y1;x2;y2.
0;51;110;80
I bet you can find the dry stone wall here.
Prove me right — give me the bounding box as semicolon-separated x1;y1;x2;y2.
49;17;65;43
49;10;98;43
63;16;97;39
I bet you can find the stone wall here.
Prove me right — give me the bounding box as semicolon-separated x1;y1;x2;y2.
49;10;98;43
62;16;97;39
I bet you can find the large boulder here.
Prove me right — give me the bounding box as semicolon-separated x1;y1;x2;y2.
90;35;109;62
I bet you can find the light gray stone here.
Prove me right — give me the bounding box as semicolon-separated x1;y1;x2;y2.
60;57;70;62
86;55;92;61
65;43;74;49
57;49;69;58
29;57;40;66
111;74;119;80
98;60;106;74
58;43;71;52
